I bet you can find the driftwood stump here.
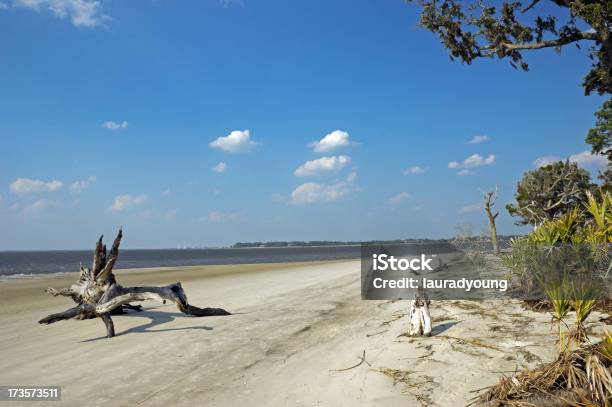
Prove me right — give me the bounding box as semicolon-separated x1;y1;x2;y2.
39;230;230;338
407;288;431;336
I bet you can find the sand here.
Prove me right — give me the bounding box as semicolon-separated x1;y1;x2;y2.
0;258;607;406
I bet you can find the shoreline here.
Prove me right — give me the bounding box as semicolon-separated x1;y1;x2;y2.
0;258;355;281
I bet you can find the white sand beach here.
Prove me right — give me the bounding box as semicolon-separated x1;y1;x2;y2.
0;259;607;406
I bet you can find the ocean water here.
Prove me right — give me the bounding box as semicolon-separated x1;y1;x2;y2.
0;242;457;277
0;246;362;276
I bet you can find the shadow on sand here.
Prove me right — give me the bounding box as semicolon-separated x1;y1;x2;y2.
430;321;460;336
80;308;215;342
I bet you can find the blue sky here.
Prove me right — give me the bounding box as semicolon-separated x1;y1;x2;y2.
0;0;607;249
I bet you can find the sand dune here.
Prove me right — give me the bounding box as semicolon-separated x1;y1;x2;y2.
0;259;606;406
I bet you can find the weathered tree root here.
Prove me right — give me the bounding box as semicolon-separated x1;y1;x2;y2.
39;230;231;338
407;287;432;336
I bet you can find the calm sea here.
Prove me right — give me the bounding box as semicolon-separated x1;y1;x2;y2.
0;242;457;277
0;246;363;277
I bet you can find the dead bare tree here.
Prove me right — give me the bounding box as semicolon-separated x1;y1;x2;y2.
39;230;230;338
482;187;500;255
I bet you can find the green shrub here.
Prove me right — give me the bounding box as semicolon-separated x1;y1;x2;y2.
502;190;611;298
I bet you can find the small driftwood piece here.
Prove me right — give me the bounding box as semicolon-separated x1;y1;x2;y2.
39;230;230;338
407;287;431;336
329;350;371;372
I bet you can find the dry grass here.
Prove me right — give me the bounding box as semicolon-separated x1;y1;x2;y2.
451;301;504;322
432;313;455;323
523;299;612;314
473;341;612;406
517;349;542;364
378;368;436;406
380;311;407;327
438;335;505;353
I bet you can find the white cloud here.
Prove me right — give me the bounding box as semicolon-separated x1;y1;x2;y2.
101;120;128;130
291;170;358;205
309;130;352;153
569;150;607;168
290;182;347;204
389;192;410;205
108;194;146;212
294;155;350;177
448;161;460;169
210;129;258;153
10;178;63;195
460;203;482;213
22;199;59;216
533;155;560;168
533;151;607;168
204;211;239;222
448;154;496;173
70;175;96;194
469;135;490;144
457;169;472;176
212;162;228;173
11;0;109;28
402;166;425;175
463;154;495;168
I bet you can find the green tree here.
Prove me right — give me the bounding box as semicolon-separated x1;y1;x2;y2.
586;99;612;159
408;0;612;95
506;161;594;225
585;99;612;187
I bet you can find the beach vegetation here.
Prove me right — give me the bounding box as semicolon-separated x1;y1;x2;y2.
586;100;612;188
502;190;611;294
480;191;611;405
506;161;595;227
479;251;609;404
474;340;612;405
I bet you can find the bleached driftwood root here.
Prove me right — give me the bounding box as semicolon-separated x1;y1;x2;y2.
39;230;230;338
408;288;432;336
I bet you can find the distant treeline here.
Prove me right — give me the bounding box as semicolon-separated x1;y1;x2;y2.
231;235;522;248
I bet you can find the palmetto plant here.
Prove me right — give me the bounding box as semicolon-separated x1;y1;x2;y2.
582;191;612;280
544;278;572;352
583;191;612;244
504;190;612;293
570;281;600;344
530;209;582;244
572;284;599;324
547;283;571;320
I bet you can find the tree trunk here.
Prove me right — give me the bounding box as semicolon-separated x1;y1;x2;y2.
39;230;231;338
487;211;499;255
483;190;500;255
